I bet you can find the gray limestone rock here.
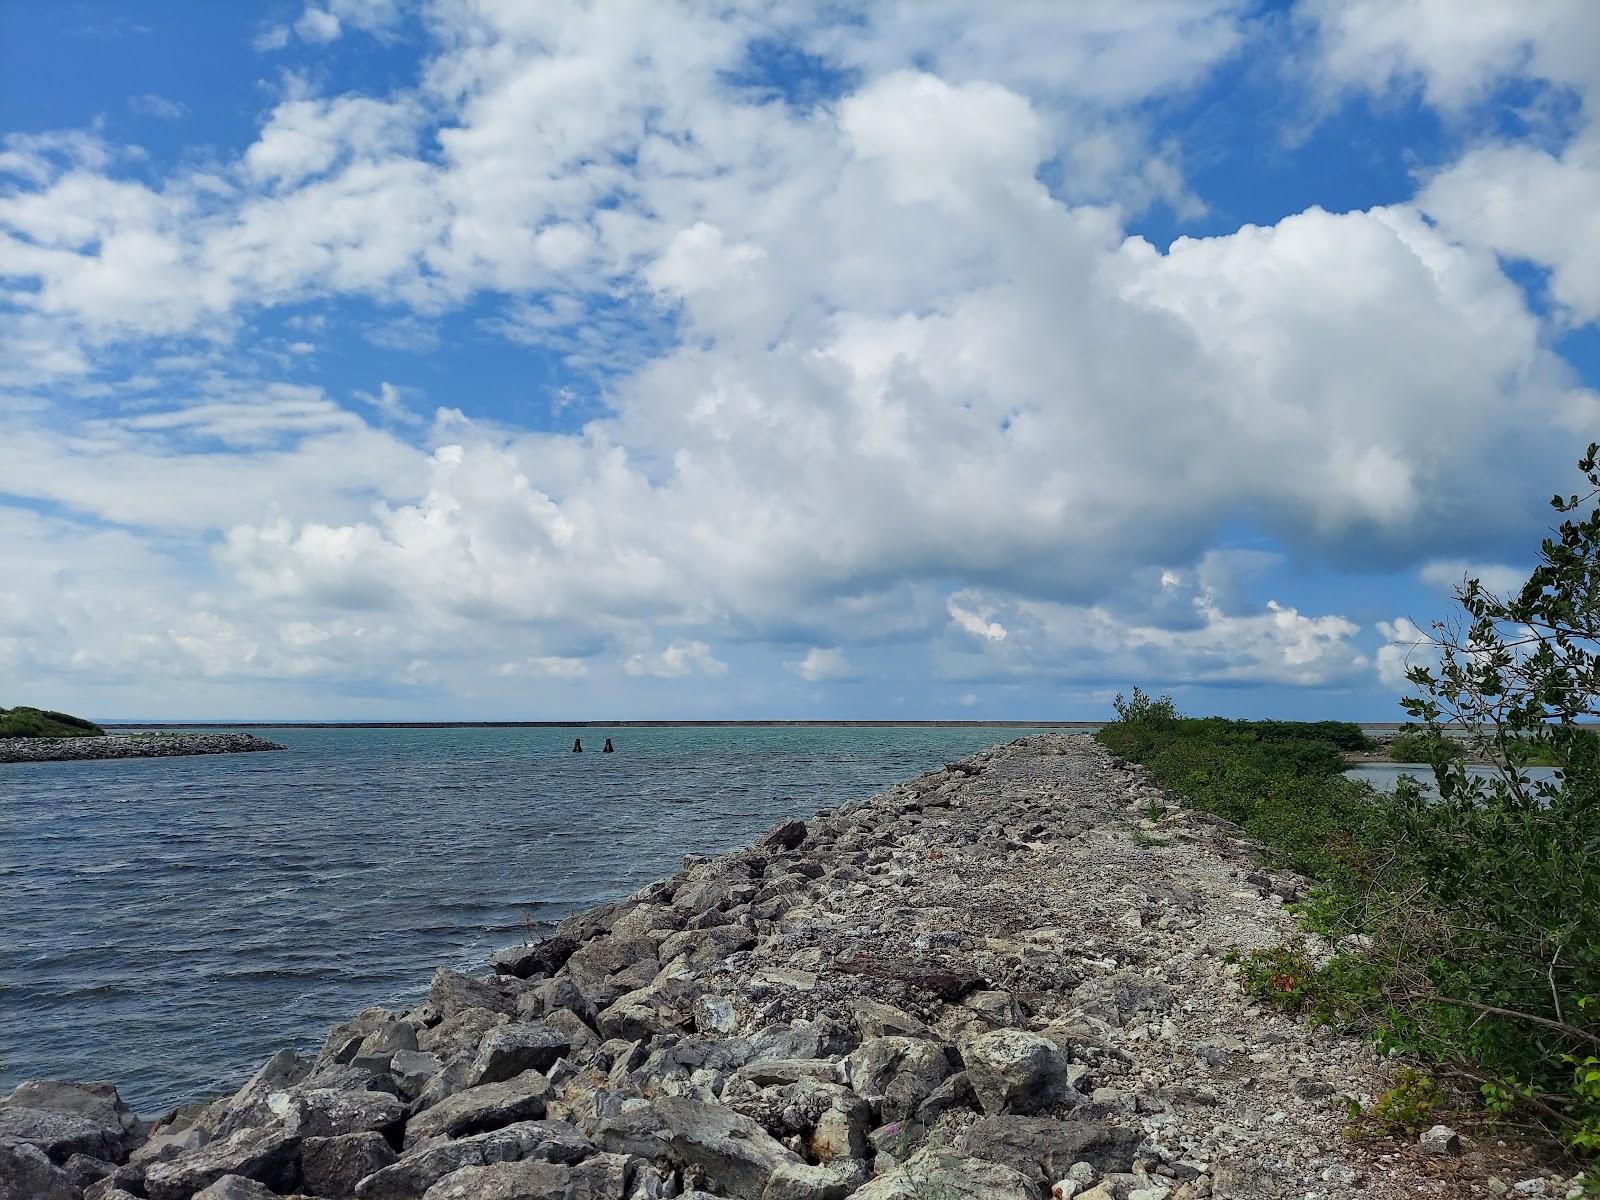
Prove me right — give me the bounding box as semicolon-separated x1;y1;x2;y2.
842;1037;951;1124
300;1131;398;1196
468;1024;574;1087
760;1157;868;1200
142;1125;301;1200
954;1115;1141;1186
964;1029;1077;1116
192;1176;278;1200
851;1146;1041;1200
847;999;933;1043
401;1071;552;1148
421;1154;629;1200
0;1079;139;1164
427;969;517;1021
595;1096;802;1199
285;1088;406;1139
355;1120;591;1200
0;1136;76;1200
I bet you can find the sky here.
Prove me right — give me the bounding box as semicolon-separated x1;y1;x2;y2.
2;1;1599;722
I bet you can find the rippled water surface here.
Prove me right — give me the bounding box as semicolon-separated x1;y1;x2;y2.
1;724;1064;1111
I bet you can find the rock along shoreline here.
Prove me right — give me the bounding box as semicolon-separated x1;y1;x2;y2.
0;733;286;765
0;735;1561;1200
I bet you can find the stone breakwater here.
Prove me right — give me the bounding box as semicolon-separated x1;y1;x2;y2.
0;735;1560;1200
0;733;286;764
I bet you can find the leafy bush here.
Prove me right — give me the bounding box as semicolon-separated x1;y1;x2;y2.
1098;708;1386;901
0;706;105;739
1386;727;1464;763
1111;687;1177;725
1104;444;1600;1154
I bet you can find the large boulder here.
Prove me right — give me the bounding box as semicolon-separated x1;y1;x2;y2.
285;1088;406;1139
851;1146;1040;1200
420;1153;628;1200
963;1029;1077;1115
0;1136;76;1200
954;1115;1142;1185
192;1176;278;1200
355;1120;591;1200
467;1024;573;1087
595;1096;801;1199
561;937;659;1011
427;969;517;1021
842;1038;951;1123
595;973;705;1042
490;936;579;980
300;1131;397;1196
319;1011;419;1068
848;999;933;1042
401;1072;551;1148
417;1007;510;1058
0;1080;140;1164
205;1049;311;1138
142;1125;301;1200
657;925;756;969
760;1158;868;1200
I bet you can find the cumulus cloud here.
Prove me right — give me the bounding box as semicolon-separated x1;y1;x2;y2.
948;599;1007;642
623;641;728;679
0;0;1595;713
788;648;858;683
1418;560;1529;597
1306;0;1600;328
1376;616;1432;691
941;589;1367;689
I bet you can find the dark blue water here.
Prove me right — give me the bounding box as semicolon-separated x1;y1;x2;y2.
1;724;1062;1113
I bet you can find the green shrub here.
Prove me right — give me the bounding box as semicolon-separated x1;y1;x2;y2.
1387;728;1463;763
0;706;105;739
1103;446;1600;1155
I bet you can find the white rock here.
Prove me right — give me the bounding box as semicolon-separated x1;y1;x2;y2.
1418;1124;1461;1156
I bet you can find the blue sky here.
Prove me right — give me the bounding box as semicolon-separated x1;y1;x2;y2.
3;0;1598;721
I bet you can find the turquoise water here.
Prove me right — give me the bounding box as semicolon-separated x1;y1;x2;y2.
0;724;1061;1113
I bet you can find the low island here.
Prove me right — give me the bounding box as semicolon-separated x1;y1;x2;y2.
0;706;284;764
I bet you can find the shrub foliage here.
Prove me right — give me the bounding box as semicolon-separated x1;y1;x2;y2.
0;706;105;739
1101;449;1600;1155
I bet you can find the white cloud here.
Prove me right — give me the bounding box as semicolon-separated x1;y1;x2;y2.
787;647;857;683
623;641;728;679
494;656;589;679
254;25;292;52
295;8;342;44
940;573;1368;689
948;598;1007;642
129;94;188;121
1306;0;1600;328
1418;560;1528;597
0;0;1595;713
1376;616;1432;691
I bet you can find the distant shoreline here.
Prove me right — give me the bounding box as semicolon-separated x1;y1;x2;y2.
99;719;1419;730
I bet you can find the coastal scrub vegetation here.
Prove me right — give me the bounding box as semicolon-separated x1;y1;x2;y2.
0;706;105;739
1099;446;1600;1159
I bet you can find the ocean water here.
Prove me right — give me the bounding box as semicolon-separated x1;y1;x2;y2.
0;724;1064;1113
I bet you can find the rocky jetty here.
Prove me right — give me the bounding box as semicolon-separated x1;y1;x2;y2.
0;733;286;765
0;736;1564;1200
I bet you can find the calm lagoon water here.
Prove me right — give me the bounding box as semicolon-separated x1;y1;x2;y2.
1344;762;1562;794
1;724;1063;1112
